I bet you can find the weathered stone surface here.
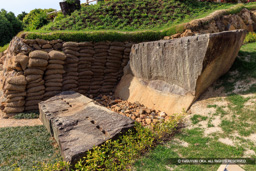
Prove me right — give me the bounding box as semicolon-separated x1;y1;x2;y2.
39;91;134;164
115;30;246;115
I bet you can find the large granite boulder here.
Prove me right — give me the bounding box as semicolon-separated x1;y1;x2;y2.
115;30;246;115
39;91;134;164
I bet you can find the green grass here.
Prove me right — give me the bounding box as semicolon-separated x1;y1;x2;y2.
0;126;61;171
0;44;9;53
217;41;256;94
135;128;245;171
191;115;208;125
41;0;232;32
22;2;256;42
13;111;39;119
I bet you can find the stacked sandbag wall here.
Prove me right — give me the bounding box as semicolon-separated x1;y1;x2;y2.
0;37;133;114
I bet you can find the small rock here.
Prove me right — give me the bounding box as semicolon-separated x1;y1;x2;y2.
89;95;93;99
131;115;136;120
102;95;108;100
115;106;121;112
140;114;146;119
145;118;151;125
159;111;167;117
139;108;145;114
136;118;142;122
145;109;151;114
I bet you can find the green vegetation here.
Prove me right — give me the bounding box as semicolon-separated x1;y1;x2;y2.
21;2;256;42
244;32;256;44
217;41;256;93
14;111;39;119
0;9;22;46
0;126;61;171
0;44;9;53
191;114;208;125
23;8;57;31
42;0;231;31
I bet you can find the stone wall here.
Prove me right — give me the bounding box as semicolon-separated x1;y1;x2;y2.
0;37;132;114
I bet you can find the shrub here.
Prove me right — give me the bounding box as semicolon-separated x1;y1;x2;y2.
244;32;256;44
23;9;55;31
17;11;28;21
0;9;22;46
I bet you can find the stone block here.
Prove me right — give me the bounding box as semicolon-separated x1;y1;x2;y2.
39;91;134;164
115;30;246;115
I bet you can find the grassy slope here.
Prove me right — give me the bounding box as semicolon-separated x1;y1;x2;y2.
41;0;231;31
21;2;256;42
134;42;256;171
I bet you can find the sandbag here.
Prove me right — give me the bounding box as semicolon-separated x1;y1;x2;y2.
26;75;42;82
63;79;78;85
24;68;44;75
29;78;43;84
79;71;93;76
63;76;78;80
79;86;90;90
25;105;39;111
65;67;78;72
27;85;45;93
45;79;63;83
6;96;25;103
27;80;44;89
63;42;78;47
44;91;61;97
66;57;79;63
64;49;80;56
28;58;48;67
44;74;62;80
6;100;25;107
7;75;27;85
79;49;95;54
6;92;26;99
45;69;65;75
4;84;25;92
49;50;66;60
63;47;80;51
45;82;62;87
78;42;93;47
62;84;77;90
26;90;45;97
25;100;42;106
15;53;29;71
45;87;62;91
47;64;64;69
29;50;49;60
4;106;24;113
49;60;65;64
63;72;78;76
26;95;44;101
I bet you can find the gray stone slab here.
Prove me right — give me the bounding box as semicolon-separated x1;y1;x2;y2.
39;91;134;164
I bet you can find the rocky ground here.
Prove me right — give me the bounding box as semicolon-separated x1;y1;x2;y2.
94;94;169;126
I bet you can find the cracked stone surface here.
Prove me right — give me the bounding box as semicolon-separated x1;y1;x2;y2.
39;91;134;164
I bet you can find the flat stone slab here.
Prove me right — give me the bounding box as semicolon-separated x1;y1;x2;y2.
39;91;134;164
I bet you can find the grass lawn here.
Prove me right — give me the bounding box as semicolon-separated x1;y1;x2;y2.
0;126;61;171
134;42;256;171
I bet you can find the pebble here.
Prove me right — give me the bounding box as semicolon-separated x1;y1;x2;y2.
94;95;168;126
